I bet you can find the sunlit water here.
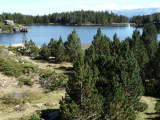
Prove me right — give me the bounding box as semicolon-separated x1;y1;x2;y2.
0;24;159;46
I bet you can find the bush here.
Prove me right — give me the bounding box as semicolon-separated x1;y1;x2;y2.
39;71;66;91
155;101;160;113
135;102;148;112
18;77;35;87
0;59;38;77
1;91;40;105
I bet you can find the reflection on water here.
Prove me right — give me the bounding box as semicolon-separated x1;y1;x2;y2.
0;24;158;46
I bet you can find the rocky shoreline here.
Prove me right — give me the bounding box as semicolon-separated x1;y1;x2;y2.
0;20;28;33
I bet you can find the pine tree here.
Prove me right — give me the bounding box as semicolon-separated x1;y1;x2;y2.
55;36;66;63
96;40;144;119
142;24;158;59
64;29;81;62
39;43;51;60
59;53;103;119
48;38;58;57
132;29;149;66
110;33;121;56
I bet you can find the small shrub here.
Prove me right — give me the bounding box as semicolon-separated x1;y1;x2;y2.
155;101;160;113
39;71;66;91
0;59;38;77
1;91;40;105
135;102;148;112
18;77;34;87
13;104;26;111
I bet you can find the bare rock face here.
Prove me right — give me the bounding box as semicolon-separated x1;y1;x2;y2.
13;27;20;32
4;20;14;25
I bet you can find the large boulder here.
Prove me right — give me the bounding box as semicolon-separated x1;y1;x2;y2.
20;26;28;32
13;27;20;32
4;20;14;25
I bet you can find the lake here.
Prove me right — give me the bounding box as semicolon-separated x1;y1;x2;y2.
0;24;159;46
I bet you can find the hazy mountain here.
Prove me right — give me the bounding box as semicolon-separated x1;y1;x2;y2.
107;8;160;18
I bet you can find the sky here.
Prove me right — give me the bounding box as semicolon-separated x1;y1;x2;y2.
0;0;160;15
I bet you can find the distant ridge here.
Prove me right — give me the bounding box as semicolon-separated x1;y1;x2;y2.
107;8;160;18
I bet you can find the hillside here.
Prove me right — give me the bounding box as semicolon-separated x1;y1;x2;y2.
107;8;160;18
0;45;72;119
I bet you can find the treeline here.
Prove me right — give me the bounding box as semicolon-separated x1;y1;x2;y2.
20;29;81;63
0;10;128;25
21;24;160;119
59;24;160;119
130;13;160;24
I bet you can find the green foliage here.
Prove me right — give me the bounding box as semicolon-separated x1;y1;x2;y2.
0;59;38;77
155;101;160;113
48;38;58;57
64;29;81;62
39;71;66;91
142;24;158;59
1;91;40;105
39;43;51;60
84;29;145;119
60;53;103;119
29;114;40;120
130;13;160;24
54;36;66;63
135;102;148;112
18;77;35;87
0;11;128;25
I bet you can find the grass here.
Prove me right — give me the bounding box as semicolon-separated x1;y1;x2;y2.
0;46;67;120
136;96;160;120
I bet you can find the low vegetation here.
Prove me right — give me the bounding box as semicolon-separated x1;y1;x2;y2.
1;23;160;119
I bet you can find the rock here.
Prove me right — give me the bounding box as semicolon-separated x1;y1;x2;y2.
25;102;30;106
48;111;59;120
7;51;14;55
20;26;28;32
4;20;14;25
13;27;20;32
34;103;44;108
11;92;23;99
14;58;19;62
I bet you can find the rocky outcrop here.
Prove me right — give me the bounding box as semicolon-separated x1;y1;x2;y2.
1;20;29;33
4;20;14;25
13;26;28;32
20;26;28;32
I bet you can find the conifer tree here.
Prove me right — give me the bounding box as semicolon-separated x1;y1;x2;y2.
132;29;149;66
39;43;51;60
59;53;103;119
55;36;66;63
110;33;121;56
141;24;158;59
48;38;58;57
96;40;144;119
64;29;81;62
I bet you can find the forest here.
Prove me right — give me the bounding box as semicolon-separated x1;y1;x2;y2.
0;10;128;25
11;23;160;119
130;13;160;24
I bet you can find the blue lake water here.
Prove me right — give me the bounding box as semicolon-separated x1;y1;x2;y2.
0;24;159;46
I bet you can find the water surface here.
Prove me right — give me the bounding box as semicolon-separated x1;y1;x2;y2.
0;24;159;46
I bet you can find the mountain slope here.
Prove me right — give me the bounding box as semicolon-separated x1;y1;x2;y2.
107;8;160;18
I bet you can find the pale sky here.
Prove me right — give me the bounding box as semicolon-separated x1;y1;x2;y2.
0;0;160;15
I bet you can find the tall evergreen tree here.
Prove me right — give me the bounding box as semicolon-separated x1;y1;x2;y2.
64;29;81;62
141;24;158;59
39;43;51;60
55;36;66;63
59;53;103;119
48;38;58;57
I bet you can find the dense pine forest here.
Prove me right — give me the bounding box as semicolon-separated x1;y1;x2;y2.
130;13;160;24
0;10;128;25
14;23;160;119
